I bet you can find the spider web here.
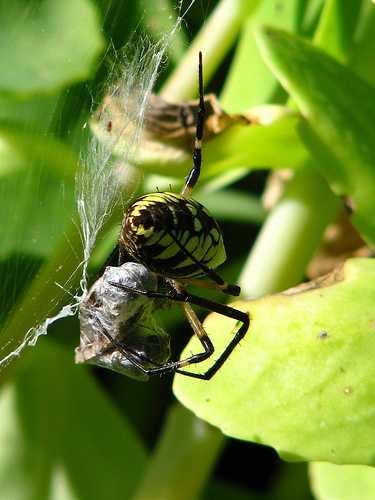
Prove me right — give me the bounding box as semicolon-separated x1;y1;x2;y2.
0;0;196;369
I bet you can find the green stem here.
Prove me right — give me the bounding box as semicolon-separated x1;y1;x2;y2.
132;404;223;500
160;0;259;100
239;167;340;297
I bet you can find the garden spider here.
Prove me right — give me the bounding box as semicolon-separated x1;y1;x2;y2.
77;52;250;380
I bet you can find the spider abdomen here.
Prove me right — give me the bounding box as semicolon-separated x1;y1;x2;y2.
120;192;226;278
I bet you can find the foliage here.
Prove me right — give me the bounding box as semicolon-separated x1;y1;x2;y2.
1;0;375;499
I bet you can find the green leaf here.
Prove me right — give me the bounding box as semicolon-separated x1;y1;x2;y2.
301;0;324;36
221;0;304;111
0;125;77;180
195;189;265;224
203;113;308;174
350;3;375;86
0;0;104;96
239;167;339;299
0;339;147;500
313;0;361;62
174;258;375;466
0;93;62;133
160;0;260;101
0;126;78;259
310;462;375;500
255;27;375;247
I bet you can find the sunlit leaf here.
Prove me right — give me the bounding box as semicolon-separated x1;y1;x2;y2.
313;0;361;62
310;462;375;500
221;0;303;111
0;0;104;95
256;27;375;247
174;258;375;465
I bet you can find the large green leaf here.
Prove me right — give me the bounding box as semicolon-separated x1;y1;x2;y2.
310;462;375;500
255;27;375;247
174;258;375;465
0;93;62;133
0;126;77;260
0;339;147;500
0;0;104;96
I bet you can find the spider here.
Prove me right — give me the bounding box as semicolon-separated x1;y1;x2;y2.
77;52;250;381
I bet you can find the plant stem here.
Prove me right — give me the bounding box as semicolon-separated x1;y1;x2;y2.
239;167;340;297
160;0;260;100
132;404;223;500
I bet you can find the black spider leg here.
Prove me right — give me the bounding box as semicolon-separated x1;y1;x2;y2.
176;53;239;296
109;281;250;380
87;313;154;375
86;288;213;378
168;230;241;296
176;297;249;380
181;51;204;198
106;281;214;376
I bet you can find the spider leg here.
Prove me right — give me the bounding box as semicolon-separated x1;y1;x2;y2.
109;281;250;379
92;315;205;378
92;320;151;377
87;310;168;372
175;294;250;380
93;282;213;377
134;304;214;377
168;231;241;296
181;51;204;198
122;302;214;377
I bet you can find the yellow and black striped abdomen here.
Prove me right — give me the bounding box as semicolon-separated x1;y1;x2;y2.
120;192;226;278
